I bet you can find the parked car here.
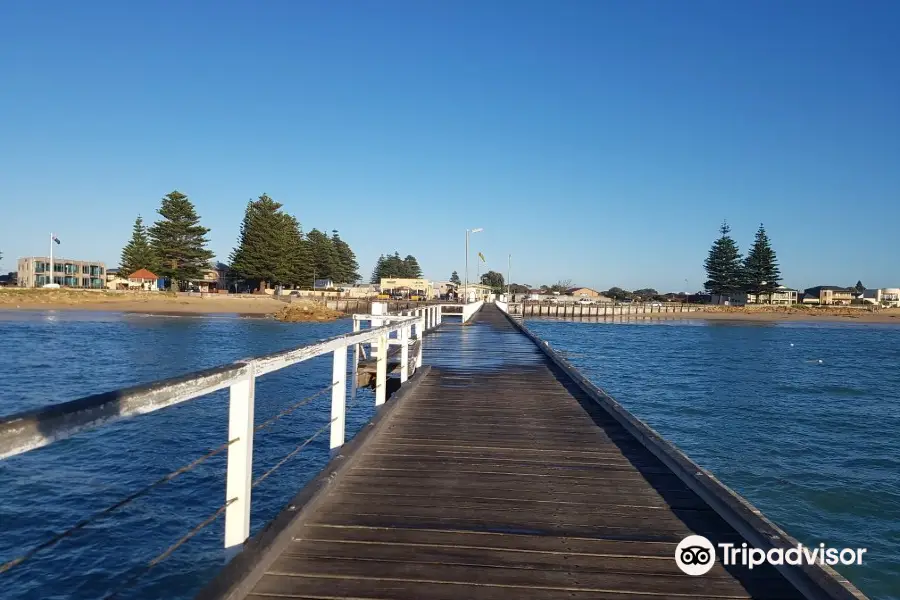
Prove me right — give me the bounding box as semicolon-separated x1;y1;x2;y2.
577;297;594;305
547;297;559;304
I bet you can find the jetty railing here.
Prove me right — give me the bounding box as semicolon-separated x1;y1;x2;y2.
0;314;424;581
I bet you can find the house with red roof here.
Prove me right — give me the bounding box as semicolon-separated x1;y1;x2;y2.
128;268;159;291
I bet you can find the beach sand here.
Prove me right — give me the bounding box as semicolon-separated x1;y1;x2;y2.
2;290;898;323
0;290;299;317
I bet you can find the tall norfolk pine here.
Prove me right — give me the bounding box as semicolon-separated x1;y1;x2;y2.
704;222;743;296
229;194;311;290
743;224;781;300
119;215;157;276
148;191;214;286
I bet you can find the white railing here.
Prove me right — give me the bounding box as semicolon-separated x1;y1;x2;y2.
0;316;422;555
462;300;484;322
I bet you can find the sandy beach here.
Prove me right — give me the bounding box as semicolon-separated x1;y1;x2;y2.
1;290;899;323
0;290;297;317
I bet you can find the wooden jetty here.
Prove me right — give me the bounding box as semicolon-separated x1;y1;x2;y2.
200;304;865;600
0;301;867;599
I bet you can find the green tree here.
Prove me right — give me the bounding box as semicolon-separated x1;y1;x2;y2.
148;191;214;287
704;221;743;296
284;215;312;287
229;195;297;291
402;255;423;278
387;253;405;277
331;230;360;284
855;280;866;294
632;288;659;299
120;215;158;276
307;228;340;283
742;223;781;301
604;287;631;301
449;271;461;285
371;255;386;284
480;270;505;292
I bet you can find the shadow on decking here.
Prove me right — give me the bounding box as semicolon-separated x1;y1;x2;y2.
544;361;804;597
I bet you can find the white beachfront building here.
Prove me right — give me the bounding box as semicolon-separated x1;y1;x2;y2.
861;288;900;307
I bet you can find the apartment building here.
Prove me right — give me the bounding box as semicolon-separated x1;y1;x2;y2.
17;257;106;289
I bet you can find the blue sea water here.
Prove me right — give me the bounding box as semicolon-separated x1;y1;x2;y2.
0;311;370;600
527;317;900;600
1;311;898;599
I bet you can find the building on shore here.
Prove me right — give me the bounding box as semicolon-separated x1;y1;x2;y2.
732;286;799;305
17;256;106;289
861;288;900;307
802;286;854;305
380;278;434;300
128;269;160;291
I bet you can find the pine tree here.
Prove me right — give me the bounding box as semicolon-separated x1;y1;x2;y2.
743;224;781;301
384;252;405;278
703;221;743;296
402;255;423;278
450;271;461;285
371;255;386;284
148;191;214;287
120;215;157;276
855;280;866;293
331;230;360;284
284;215;313;287
229;195;296;291
307;228;340;283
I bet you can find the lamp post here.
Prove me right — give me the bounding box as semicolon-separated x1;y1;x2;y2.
464;228;483;304
507;254;511;301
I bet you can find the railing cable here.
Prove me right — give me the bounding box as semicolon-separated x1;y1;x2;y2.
253;380;362;489
0;437;238;575
102;497;236;600
253;381;337;434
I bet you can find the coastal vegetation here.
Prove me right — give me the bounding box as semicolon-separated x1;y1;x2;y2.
370;252;424;282
704;221;781;299
118;192;361;293
148;191;216;285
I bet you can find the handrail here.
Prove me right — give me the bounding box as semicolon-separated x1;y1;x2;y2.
0;314;424;587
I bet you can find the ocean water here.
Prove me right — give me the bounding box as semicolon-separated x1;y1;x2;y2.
0;311;371;600
527;317;900;600
2;312;899;599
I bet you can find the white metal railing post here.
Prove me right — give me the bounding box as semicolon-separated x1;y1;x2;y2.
330;346;347;449
375;332;388;406
400;324;409;383
437;304;442;326
225;364;255;550
418;315;425;365
350;318;360;404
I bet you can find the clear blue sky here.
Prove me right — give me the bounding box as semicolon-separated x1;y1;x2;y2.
1;1;898;292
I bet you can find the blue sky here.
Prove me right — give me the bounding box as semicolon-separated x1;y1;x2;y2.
1;1;898;292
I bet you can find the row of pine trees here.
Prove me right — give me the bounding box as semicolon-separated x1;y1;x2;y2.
119;191;361;290
370;253;423;283
704;222;781;299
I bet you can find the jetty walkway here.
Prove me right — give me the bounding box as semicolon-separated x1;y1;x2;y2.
0;303;867;599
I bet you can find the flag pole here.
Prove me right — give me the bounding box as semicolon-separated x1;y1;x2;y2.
49;232;53;287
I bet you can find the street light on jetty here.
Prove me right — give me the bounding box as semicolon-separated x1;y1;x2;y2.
464;228;483;304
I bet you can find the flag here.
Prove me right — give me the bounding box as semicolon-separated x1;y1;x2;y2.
51;234;60;245
478;252;485;262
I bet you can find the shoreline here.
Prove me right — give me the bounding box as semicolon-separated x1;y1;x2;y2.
529;309;900;324
0;292;344;321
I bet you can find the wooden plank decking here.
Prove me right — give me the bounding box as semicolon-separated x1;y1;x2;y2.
230;305;810;600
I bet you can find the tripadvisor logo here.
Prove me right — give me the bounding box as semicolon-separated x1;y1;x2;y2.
675;535;716;575
675;535;868;576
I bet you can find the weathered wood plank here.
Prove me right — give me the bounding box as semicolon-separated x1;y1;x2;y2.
234;305;812;600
